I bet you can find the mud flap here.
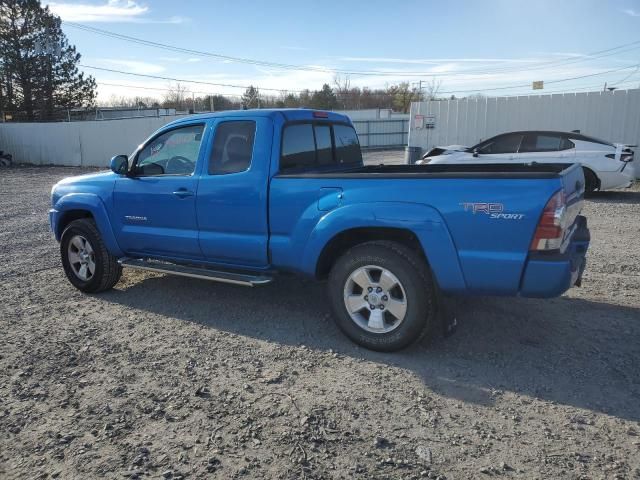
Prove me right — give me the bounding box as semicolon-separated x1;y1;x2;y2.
439;296;458;338
434;285;458;338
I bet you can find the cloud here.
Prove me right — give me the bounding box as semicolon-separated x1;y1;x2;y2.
544;52;589;58
621;8;640;16
98;58;165;74
335;56;540;65
158;56;202;64
46;0;189;23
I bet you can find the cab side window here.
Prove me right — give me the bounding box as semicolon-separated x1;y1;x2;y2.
209;121;256;174
136;124;204;176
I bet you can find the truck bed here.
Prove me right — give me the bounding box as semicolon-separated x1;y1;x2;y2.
269;161;586;297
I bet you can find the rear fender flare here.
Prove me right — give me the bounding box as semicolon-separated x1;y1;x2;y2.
302;202;467;293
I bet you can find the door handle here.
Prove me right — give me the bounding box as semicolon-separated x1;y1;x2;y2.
172;189;194;198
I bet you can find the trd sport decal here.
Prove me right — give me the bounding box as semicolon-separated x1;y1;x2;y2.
460;202;525;220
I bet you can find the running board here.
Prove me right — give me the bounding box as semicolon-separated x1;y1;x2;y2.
118;258;273;287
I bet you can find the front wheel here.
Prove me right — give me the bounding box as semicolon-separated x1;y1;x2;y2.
60;218;122;293
327;241;436;352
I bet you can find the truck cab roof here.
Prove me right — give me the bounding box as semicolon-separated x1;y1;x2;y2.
165;108;351;128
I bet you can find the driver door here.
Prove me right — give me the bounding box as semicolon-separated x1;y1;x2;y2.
112;122;207;259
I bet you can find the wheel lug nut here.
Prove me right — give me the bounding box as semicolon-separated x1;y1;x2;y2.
379;305;385;310
367;287;373;293
376;287;382;293
364;295;368;301
369;305;375;310
382;295;388;301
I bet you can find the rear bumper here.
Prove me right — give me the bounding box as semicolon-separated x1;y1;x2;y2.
519;215;590;298
622;160;638;181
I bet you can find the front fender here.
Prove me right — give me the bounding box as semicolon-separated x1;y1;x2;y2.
301;202;467;293
51;193;123;257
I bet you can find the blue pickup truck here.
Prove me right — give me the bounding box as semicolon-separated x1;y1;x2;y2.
50;109;590;351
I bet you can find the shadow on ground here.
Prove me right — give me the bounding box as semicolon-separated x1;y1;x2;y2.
101;274;640;422
588;189;640;205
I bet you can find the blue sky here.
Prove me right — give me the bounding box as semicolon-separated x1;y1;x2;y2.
45;0;640;103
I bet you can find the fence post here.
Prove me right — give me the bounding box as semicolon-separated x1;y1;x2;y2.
367;120;370;148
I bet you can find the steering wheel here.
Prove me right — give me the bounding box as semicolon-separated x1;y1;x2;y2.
166;155;193;174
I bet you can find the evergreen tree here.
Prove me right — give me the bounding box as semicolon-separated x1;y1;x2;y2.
241;85;260;109
310;83;337;110
0;0;96;121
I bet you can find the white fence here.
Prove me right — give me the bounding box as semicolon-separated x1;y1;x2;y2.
0;111;409;166
0;115;183;167
409;88;640;153
352;119;409;148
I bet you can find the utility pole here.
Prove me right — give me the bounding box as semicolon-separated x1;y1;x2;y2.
412;80;425;102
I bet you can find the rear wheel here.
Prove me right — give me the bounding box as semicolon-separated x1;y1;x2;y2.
60;218;122;293
583;168;599;196
327;241;436;352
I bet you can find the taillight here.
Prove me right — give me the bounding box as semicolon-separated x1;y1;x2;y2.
530;190;567;251
606;153;634;162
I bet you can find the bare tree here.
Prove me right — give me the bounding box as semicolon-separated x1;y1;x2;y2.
333;74;351;109
422;77;442;101
162;82;189;110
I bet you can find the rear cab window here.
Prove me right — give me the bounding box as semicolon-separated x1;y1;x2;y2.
280;122;362;173
334;124;363;165
281;124;316;171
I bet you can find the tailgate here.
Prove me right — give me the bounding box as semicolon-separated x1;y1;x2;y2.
558;163;585;245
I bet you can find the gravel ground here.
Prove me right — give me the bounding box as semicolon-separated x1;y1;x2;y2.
1;165;639;480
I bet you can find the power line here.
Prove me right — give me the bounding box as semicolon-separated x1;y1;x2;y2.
97;81;243;98
85;62;640;96
80;64;308;93
613;65;640;86
65;21;640;78
492;79;640;97
437;63;640;94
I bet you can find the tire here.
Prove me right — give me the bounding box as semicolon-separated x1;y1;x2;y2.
327;241;436;352
583;168;599;196
60;218;122;293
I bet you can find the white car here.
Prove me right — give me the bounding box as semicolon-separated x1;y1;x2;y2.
420;131;637;193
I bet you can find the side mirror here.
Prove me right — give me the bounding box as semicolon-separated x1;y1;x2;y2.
472;148;479;158
110;155;129;175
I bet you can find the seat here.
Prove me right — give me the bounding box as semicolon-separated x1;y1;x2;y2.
220;136;251;173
